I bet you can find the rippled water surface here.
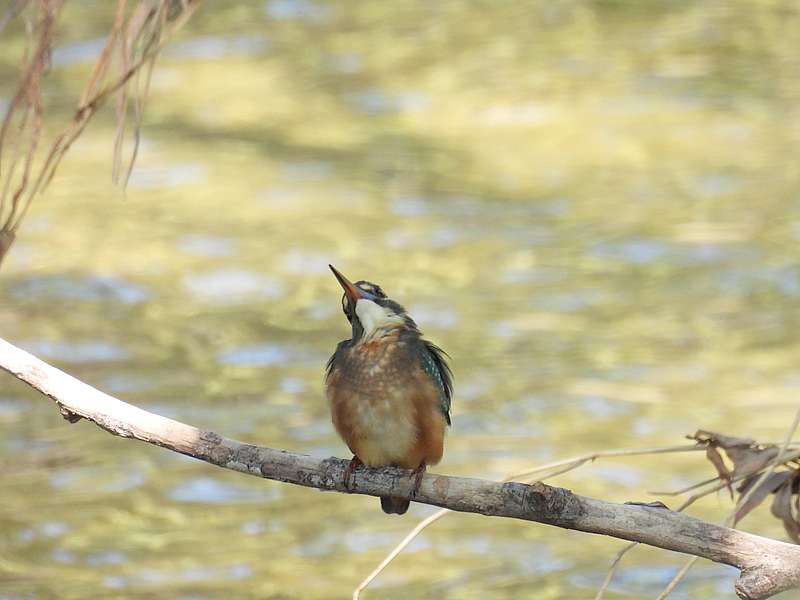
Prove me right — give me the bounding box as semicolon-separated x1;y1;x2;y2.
2;2;800;599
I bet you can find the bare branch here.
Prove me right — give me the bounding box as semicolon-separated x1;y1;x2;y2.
1;334;799;600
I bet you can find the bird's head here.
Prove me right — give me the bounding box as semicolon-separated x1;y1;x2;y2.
329;264;417;342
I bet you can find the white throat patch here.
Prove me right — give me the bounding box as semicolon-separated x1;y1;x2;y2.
355;298;404;340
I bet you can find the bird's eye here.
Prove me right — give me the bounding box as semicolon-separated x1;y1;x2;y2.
355;281;386;299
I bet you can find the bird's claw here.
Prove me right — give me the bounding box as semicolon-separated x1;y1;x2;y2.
343;456;362;492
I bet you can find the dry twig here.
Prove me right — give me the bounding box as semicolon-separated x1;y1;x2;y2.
353;509;450;600
0;0;199;267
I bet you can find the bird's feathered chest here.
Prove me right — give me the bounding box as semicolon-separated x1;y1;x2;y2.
328;331;419;394
325;330;449;468
326;327;452;422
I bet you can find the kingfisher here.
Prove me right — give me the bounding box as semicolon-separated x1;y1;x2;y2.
325;265;453;515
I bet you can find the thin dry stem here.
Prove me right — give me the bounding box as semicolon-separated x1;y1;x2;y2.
0;0;58;233
352;509;450;600
655;556;700;600
508;445;702;481
593;541;637;600
649;475;721;496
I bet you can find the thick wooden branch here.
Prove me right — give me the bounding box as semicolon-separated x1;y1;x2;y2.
2;336;799;600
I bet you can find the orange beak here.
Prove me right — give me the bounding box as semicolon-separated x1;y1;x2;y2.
329;265;365;305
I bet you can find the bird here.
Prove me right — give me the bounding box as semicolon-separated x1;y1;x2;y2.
325;265;453;515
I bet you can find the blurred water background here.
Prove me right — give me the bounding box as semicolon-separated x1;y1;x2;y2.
2;1;800;598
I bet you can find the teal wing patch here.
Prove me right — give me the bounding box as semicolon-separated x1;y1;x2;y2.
421;341;453;426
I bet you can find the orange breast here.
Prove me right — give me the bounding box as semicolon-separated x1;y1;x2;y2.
326;345;447;469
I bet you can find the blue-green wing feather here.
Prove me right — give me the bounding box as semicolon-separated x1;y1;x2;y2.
421;341;453;426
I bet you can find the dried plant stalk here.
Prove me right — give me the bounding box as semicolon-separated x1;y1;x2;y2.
0;0;199;268
0;0;61;239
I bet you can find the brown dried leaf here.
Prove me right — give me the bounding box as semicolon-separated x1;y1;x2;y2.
727;445;780;479
705;445;733;498
795;492;800;539
692;430;780;482
771;472;800;543
735;471;792;524
690;430;755;448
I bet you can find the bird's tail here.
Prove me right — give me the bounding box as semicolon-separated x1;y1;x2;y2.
381;496;410;515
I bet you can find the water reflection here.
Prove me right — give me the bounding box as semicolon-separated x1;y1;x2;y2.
176;235;238;258
183;269;285;303
52;38;107;67
166;35;269;60
280;377;306;393
409;304;459;330
168;477;281;503
590;238;671;264
18;339;128;363
345;90;430;114
101;470;148;493
128;162;206;188
218;343;292;367
11;274;149;304
41;521;70;538
266;0;332;23
51;548;77;563
0;397;29;420
279;160;334;182
282;249;331;274
2;1;800;599
87;551;127;566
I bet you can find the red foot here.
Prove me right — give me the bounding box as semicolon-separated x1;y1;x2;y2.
344;455;363;491
410;461;427;500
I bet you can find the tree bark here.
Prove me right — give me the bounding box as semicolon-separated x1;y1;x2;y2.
1;335;798;600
